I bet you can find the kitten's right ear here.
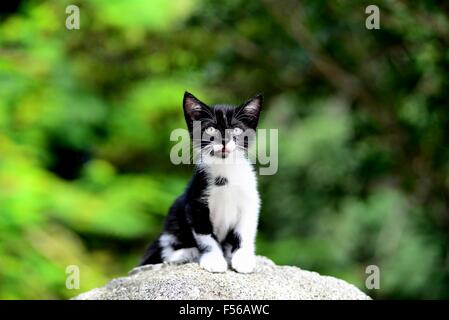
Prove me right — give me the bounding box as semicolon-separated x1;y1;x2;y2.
183;91;207;121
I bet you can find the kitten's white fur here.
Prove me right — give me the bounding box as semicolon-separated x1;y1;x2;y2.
199;147;260;273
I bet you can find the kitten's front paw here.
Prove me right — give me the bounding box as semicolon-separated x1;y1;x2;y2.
199;253;228;273
231;249;256;274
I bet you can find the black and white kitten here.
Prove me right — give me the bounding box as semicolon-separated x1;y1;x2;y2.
139;92;262;273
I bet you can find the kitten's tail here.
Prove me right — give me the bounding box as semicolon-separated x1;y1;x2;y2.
139;237;163;266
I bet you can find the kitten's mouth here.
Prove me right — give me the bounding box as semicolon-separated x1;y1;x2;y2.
211;149;231;158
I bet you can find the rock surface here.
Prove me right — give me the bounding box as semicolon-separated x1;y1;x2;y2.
73;256;370;300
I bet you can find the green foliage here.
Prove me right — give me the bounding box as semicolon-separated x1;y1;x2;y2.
1;0;449;299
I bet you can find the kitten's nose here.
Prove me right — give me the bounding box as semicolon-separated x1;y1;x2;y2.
223;140;236;152
222;137;231;147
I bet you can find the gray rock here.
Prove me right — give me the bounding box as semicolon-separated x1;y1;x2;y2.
73;256;370;300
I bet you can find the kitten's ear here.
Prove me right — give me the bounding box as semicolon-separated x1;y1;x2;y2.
237;94;263;128
183;91;208;122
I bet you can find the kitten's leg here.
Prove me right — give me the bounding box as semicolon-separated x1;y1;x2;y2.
222;231;240;263
187;202;227;273
159;233;199;263
166;248;200;263
193;232;228;273
222;243;233;263
231;201;259;273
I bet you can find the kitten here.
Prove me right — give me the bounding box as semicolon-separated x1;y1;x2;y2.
139;92;262;273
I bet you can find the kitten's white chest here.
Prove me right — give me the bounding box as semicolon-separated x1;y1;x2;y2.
206;161;259;241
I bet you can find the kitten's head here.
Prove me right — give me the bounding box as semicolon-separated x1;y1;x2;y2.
183;92;263;160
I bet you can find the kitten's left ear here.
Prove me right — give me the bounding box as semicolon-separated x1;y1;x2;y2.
238;94;263;128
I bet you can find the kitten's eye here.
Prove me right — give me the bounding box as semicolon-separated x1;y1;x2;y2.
205;127;216;135
233;127;243;135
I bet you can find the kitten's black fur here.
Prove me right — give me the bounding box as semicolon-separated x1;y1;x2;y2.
139;92;262;268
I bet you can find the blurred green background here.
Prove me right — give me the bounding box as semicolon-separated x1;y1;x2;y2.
1;0;449;299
